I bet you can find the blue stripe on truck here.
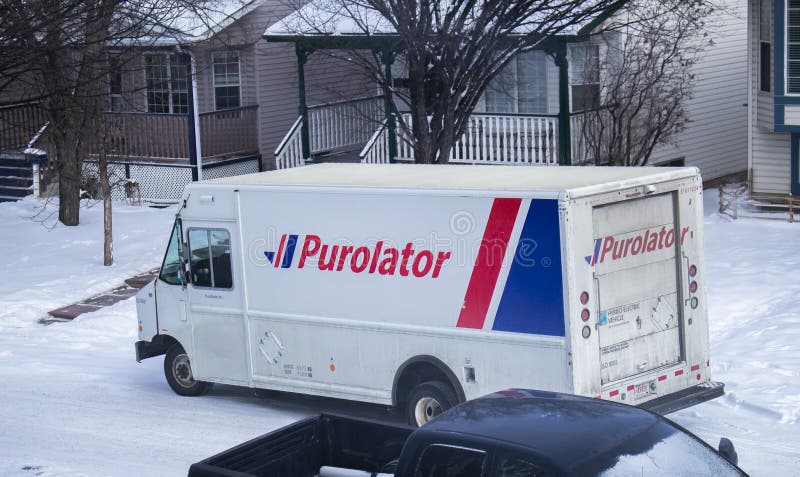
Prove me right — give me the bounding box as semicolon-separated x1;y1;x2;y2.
492;199;566;337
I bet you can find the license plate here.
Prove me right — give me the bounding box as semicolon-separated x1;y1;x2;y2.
634;380;655;399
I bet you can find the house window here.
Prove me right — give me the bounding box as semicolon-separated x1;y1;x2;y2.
108;54;123;112
145;54;189;114
213;51;241;110
787;0;800;93
570;43;600;112
485;51;548;114
760;0;772;92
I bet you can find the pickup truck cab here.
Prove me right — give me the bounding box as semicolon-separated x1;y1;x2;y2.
188;389;746;477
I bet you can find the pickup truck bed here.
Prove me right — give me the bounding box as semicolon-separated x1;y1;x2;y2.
189;415;413;477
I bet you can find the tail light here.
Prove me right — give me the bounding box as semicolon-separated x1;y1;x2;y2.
689;281;698;293
688;264;697;277
581;308;590;321
580;291;589;304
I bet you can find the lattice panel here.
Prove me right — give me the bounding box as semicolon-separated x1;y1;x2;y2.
82;158;260;203
128;164;192;201
203;158;260;180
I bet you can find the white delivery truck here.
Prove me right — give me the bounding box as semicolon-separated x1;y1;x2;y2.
135;164;723;426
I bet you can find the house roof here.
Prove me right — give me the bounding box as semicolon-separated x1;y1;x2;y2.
264;0;625;42
147;0;266;45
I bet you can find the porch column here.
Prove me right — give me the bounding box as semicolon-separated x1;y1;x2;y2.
382;49;397;163
185;53;200;181
555;44;572;166
296;44;311;160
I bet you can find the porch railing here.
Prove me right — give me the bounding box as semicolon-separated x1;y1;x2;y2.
308;96;384;154
104;105;259;160
363;113;559;165
104;112;189;159
570;109;612;165
0;101;48;154
359;120;391;164
199;105;259;158
275;116;305;169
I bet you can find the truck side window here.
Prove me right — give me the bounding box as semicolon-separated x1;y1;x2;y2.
158;221;183;285
416;444;486;477
188;228;233;289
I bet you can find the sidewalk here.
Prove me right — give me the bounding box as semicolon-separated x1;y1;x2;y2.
45;270;158;323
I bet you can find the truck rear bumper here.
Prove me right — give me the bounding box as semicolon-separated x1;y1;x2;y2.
638;381;725;415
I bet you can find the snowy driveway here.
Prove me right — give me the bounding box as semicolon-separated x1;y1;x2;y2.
0;195;798;476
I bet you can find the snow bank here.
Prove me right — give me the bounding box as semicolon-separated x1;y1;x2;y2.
0;198;175;328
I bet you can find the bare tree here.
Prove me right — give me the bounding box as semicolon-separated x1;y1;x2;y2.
281;0;629;164
575;0;716;166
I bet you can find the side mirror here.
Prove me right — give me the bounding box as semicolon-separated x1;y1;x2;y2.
718;437;738;466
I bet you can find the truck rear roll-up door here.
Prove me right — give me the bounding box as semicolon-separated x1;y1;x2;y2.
592;193;682;385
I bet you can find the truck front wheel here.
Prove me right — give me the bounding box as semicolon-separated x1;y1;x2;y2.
164;345;212;396
406;381;457;427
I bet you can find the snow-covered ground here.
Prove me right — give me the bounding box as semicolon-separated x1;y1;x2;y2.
0;192;798;476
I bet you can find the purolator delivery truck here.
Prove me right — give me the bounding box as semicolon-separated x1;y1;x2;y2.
135;163;723;426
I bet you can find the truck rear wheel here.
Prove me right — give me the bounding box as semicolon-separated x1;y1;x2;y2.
164;345;212;396
406;381;457;427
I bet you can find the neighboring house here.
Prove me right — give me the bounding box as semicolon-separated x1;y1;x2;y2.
649;0;748;183
748;0;800;196
0;0;373;201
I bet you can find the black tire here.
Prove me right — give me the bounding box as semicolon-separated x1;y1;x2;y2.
164;344;212;396
406;380;458;427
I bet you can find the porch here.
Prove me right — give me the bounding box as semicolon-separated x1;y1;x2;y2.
0;102;259;163
274;94;599;169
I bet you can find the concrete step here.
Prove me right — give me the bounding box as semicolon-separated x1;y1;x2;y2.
0;195;23;203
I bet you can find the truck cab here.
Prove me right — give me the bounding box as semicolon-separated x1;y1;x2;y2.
188;389;746;477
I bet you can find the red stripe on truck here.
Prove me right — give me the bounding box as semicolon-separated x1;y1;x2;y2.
457;198;521;329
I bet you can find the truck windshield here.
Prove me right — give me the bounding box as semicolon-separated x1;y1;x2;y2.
158;221;183;285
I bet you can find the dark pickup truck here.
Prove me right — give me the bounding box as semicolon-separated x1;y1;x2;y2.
189;390;747;477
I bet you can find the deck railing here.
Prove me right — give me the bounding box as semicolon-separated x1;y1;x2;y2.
199;105;259;158
0;101;48;154
103;105;259;161
275;116;305;169
308;96;384;154
104;112;189;159
570;109;613;165
359;120;390;164
362;113;559;165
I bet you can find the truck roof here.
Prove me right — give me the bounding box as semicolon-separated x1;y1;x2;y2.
206;163;698;195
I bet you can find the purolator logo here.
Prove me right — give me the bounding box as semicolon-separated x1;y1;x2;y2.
265;233;452;278
585;225;689;266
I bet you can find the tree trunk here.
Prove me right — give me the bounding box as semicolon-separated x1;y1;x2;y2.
98;147;113;266
57;135;82;226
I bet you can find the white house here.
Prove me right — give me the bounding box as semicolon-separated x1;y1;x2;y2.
747;0;800;196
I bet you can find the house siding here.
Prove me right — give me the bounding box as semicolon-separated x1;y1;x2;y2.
649;0;748;182
749;0;792;194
